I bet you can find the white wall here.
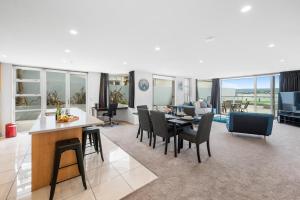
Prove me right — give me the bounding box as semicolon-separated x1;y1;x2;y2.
126;70;154;124
0;63;13;135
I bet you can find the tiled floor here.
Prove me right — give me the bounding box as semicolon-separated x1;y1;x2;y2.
0;130;157;200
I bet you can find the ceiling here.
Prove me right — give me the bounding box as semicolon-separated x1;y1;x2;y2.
0;0;300;78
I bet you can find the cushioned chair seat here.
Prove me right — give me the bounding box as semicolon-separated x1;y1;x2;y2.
179;127;197;143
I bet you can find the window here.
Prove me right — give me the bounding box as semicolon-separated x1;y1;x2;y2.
14;67;42;121
109;75;129;105
220;74;279;115
184;78;191;103
197;80;212;102
14;66;87;123
153;75;175;107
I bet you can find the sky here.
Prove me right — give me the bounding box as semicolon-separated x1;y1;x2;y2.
222;76;279;89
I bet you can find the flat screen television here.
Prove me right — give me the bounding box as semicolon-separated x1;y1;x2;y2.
280;91;300;112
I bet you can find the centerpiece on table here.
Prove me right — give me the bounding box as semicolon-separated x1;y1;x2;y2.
55;102;79;123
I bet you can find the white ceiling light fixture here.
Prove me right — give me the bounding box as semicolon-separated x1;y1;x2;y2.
123;61;127;65
155;46;161;51
199;60;204;64
280;59;285;63
205;36;216;43
240;5;252;13
69;29;78;35
64;49;71;53
268;43;275;48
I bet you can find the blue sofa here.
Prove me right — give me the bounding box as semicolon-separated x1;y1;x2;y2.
226;112;273;136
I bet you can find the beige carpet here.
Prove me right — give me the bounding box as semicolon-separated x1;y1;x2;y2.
101;122;300;200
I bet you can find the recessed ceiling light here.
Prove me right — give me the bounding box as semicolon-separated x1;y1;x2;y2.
64;49;71;53
240;5;252;13
1;54;7;58
69;29;78;35
205;36;216;43
155;46;160;51
123;61;127;65
280;59;285;63
199;60;204;64
268;43;275;48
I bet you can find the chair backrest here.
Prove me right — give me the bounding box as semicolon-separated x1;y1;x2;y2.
137;105;148;110
224;100;232;108
108;103;118;117
196;112;214;143
235;100;242;104
150;111;169;138
138;109;152;131
183;107;195;117
244;101;250;109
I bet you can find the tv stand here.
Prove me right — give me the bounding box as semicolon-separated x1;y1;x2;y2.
278;110;300;126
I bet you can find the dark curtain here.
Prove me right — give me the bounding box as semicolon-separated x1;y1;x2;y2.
195;79;198;101
278;70;300;110
211;78;221;114
279;70;300;92
128;71;135;108
99;73;109;108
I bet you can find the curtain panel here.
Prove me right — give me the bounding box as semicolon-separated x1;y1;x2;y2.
279;70;300;92
99;73;109;108
195;79;198;101
210;78;221;114
279;70;300;110
128;71;135;108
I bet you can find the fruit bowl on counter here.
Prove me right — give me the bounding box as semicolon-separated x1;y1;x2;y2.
56;115;79;123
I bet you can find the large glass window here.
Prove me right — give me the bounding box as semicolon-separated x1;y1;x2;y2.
14;67;87;123
153;75;175;107
197;80;212;102
47;71;66;108
109;75;129;105
221;74;279;115
15;68;41;121
70;74;87;111
184;78;191;103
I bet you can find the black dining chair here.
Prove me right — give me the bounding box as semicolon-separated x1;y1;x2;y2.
136;105;149;138
178;113;214;163
241;101;250;112
137;109;153;146
183;107;195;117
150;111;177;156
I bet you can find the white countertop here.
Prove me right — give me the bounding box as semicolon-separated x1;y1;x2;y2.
29;108;104;134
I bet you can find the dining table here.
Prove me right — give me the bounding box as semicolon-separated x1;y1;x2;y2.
167;118;194;157
135;110;199;157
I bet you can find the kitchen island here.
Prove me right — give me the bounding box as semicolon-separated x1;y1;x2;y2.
29;108;104;191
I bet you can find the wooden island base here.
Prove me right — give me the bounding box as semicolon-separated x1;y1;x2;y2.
31;127;82;191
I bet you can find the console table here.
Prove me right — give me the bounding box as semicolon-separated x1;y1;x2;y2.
278;110;300;126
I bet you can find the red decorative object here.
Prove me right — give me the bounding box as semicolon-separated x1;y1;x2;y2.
5;123;16;138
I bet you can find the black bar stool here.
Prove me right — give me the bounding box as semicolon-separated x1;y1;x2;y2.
82;127;104;161
50;138;87;200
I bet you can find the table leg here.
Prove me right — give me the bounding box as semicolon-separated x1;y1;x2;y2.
174;124;177;157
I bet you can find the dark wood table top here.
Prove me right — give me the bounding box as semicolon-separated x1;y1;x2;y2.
93;106;128;111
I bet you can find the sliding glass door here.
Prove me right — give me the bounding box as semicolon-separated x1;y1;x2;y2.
220;74;279;115
153;75;175;108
